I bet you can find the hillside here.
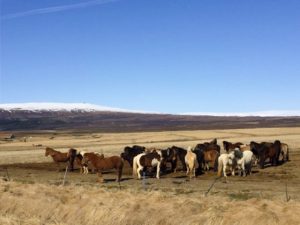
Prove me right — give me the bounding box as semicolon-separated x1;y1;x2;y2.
1;108;300;131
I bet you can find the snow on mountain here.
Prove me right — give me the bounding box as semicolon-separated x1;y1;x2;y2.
0;103;150;114
0;103;299;117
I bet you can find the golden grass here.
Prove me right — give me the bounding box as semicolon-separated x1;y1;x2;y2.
1;127;300;164
1;180;300;225
1;127;300;225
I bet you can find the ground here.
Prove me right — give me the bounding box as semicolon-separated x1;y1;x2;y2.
0;127;300;224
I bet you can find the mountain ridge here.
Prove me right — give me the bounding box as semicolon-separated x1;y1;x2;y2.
1;103;300;132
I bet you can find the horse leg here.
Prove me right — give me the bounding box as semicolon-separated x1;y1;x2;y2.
171;160;177;173
156;162;160;179
137;166;143;179
206;162;209;171
181;157;187;171
231;165;235;176
97;171;104;183
223;164;227;177
186;165;190;176
193;166;196;178
116;168;122;182
84;166;89;174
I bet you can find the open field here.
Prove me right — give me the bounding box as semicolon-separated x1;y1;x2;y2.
1;127;300;224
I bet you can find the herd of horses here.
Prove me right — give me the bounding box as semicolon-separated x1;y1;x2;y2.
45;139;289;182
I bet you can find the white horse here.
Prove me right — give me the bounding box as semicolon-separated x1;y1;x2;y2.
132;151;162;179
235;150;253;176
217;151;236;177
185;146;198;179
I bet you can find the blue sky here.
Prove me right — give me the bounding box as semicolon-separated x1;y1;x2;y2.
1;0;300;113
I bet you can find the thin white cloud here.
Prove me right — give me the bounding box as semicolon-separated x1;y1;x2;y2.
1;0;119;20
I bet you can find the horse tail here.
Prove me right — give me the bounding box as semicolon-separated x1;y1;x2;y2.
217;157;223;177
214;153;219;172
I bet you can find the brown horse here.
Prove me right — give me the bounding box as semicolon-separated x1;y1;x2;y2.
223;141;243;152
45;147;77;171
82;153;123;182
75;152;104;174
202;149;220;171
258;140;281;169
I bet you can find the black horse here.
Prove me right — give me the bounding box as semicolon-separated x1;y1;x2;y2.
120;145;145;167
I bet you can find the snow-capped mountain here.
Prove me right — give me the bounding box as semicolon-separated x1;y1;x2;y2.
0;103;150;114
0;102;299;117
1;102;300;131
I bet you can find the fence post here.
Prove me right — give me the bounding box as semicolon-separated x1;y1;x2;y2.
62;165;69;186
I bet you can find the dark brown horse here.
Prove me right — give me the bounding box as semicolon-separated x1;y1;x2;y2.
120;145;145;167
223;141;243;152
160;147;179;173
45;147;77;171
82;153;123;182
258;140;281;169
250;141;281;168
195;140;221;153
194;140;220;173
168;146;187;171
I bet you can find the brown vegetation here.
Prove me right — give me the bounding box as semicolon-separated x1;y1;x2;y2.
1;127;300;224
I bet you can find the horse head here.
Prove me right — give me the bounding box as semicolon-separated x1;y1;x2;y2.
233;148;243;159
45;147;51;156
228;151;236;165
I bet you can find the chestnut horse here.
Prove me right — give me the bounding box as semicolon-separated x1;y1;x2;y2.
82;153;123;182
45;147;77;171
202;149;219;171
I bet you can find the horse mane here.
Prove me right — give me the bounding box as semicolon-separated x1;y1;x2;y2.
234;149;243;159
210;138;217;145
45;147;60;154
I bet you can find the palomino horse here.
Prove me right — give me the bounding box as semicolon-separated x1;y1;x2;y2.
280;143;289;162
185;147;198;179
45;147;77;171
133;150;163;179
82;153;123;182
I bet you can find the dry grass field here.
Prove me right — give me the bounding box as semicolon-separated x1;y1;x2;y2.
1;127;300;225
